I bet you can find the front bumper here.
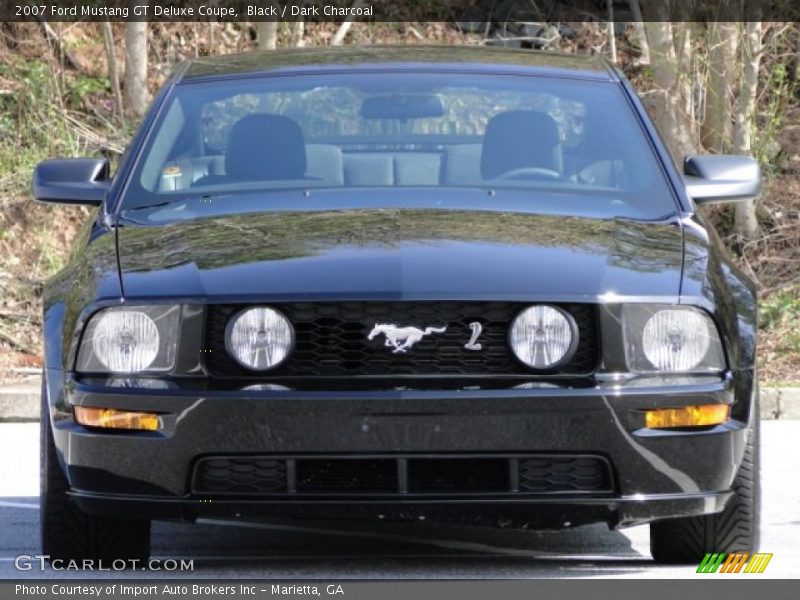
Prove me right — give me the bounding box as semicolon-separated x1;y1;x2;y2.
51;373;752;529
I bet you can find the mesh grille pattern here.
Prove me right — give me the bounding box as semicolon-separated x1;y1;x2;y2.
204;302;598;377
192;455;613;496
518;456;612;493
192;458;286;494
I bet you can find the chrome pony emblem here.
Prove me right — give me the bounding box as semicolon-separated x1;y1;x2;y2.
367;323;447;354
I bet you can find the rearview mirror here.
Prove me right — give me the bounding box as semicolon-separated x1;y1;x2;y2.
683;155;761;205
360;94;445;120
32;158;110;206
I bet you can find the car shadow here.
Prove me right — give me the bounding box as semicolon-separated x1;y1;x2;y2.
150;517;655;578
0;497;660;578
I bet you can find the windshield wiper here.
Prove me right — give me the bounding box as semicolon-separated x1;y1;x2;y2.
124;193;228;212
125;199;177;212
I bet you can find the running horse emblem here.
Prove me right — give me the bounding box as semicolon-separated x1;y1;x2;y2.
367;323;448;354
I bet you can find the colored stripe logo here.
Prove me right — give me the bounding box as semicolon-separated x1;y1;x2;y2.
697;553;773;574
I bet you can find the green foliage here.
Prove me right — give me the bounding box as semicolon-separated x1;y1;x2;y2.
36;225;65;277
760;289;800;329
0;57;127;205
0;60;74;181
759;289;800;357
65;74;109;107
753;62;792;171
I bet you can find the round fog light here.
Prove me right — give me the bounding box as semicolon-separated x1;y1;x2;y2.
509;305;577;369
226;307;294;370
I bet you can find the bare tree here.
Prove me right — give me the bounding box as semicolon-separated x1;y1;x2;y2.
331;0;365;46
733;8;764;239
292;8;306;49
124;20;149;117
642;4;698;161
703;19;739;152
38;20;83;72
606;0;617;64
257;21;278;50
793;25;800;86
101;22;124;120
627;0;650;64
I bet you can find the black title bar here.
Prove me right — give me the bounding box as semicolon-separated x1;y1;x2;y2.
5;0;800;23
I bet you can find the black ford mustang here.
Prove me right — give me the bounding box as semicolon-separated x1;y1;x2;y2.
34;46;762;565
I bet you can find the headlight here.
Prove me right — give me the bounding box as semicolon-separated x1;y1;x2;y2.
509;305;578;369
623;305;726;373
225;306;294;370
76;305;180;373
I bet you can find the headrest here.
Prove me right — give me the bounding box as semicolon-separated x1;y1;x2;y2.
225;114;307;180
480;111;561;179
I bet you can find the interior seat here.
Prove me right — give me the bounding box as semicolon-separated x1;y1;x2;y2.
444;144;482;185
306;144;344;186
393;153;440;185
195;114;308;186
343;155;393;186
480;111;562;179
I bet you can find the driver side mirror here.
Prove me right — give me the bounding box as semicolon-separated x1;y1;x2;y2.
32;158;110;206
682;155;761;205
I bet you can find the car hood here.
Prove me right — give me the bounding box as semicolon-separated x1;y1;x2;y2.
116;193;684;301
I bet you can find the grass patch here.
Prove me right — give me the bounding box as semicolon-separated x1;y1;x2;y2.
760;290;800;353
758;288;800;383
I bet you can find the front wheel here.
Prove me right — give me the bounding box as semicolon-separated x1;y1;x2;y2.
40;378;151;564
649;416;760;564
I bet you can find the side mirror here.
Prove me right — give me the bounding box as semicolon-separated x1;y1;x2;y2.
32;158;110;206
682;155;761;205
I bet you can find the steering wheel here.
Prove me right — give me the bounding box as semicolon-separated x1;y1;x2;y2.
494;167;562;182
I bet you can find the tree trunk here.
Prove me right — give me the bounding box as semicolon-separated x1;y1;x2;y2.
257;20;278;50
627;0;650;65
703;18;740;152
101;22;124;120
331;0;364;46
292;18;305;48
733;14;763;240
124;21;149;117
606;0;617;64
671;20;697;137
642;8;698;162
793;26;800;86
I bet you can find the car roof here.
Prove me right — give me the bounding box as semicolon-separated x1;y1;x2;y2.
177;45;617;83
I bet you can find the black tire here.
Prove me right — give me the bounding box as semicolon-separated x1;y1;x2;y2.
649;412;760;564
40;377;151;564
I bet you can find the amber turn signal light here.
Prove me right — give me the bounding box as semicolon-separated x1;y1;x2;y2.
645;404;730;429
74;406;160;431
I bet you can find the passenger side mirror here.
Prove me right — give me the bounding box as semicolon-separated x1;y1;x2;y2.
682;155;761;205
32;158;110;206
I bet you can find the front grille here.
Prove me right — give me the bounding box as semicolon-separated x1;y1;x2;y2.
518;456;613;493
296;459;396;493
192;457;286;494
204;302;598;377
408;458;509;493
191;455;614;496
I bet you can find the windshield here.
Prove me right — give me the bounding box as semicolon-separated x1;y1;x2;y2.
123;71;677;219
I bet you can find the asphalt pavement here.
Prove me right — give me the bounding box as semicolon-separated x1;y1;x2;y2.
1;421;798;579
